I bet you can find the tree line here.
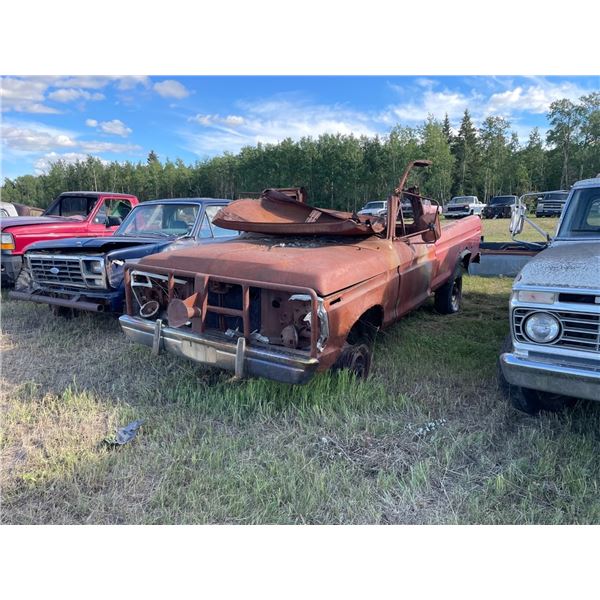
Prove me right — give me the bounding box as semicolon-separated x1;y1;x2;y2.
2;93;598;213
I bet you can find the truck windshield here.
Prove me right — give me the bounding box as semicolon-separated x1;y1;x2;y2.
44;195;98;218
118;203;200;237
364;202;385;209
490;196;515;205
556;187;600;239
543;192;569;201
450;197;472;204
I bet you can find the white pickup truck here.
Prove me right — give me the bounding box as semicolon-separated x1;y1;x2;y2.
443;195;486;218
499;176;600;413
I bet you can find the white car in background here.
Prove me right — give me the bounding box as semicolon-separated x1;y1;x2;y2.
357;200;387;217
443;195;486;218
0;202;19;218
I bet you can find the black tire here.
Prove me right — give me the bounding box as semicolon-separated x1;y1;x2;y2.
498;334;569;414
14;263;33;292
50;305;76;319
434;272;462;314
334;322;375;379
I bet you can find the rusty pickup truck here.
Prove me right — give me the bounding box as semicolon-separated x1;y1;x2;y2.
119;160;482;384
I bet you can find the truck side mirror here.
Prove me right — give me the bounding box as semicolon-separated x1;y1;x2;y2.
509;203;526;235
106;216;122;228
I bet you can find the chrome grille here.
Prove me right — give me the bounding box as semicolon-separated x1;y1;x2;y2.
29;255;86;287
27;253;105;289
542;202;564;210
513;308;600;352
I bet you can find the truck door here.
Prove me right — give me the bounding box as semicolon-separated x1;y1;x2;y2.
392;203;435;317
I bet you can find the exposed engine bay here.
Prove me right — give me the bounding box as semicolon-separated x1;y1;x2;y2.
129;269;329;354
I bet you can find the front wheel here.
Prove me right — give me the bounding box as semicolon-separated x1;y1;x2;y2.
335;340;372;378
498;335;570;414
434;274;462;314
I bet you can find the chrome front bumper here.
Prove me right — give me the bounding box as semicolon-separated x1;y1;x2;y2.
119;315;319;384
500;352;600;402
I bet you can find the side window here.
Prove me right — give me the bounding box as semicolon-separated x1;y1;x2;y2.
202;205;235;238
94;198;133;225
198;213;213;239
585;198;600;227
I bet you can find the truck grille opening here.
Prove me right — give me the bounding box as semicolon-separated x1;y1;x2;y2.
513;308;600;352
29;255;86;287
129;269;318;353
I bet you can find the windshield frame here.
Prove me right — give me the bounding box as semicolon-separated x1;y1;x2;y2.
116;202;202;238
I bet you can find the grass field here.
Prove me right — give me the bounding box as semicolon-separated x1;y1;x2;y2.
476;215;558;242
2;253;599;523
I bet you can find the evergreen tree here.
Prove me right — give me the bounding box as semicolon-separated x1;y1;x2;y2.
452;110;479;196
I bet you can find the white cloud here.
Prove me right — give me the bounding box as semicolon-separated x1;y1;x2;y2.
184;96;378;155
47;88;105;103
85;118;132;137
487;81;587;115
384;78;593;129
1;122;77;151
154;79;190;99
100;119;132;137
79;140;141;153
1;119;140;157
0;77;60;113
117;76;151;90
34;152;108;174
49;76;114;89
382;90;481;124
1;76;151;114
189;114;245;127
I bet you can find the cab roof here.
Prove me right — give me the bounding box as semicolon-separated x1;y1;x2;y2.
58;191;137;197
140;197;230;205
572;177;600;189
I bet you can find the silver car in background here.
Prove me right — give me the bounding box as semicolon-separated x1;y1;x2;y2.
357;200;387;217
443;195;486;218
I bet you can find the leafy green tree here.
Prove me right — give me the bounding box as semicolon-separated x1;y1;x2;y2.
546;98;582;189
452;110;480;196
420;117;454;201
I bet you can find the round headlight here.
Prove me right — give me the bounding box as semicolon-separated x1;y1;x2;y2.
524;312;560;344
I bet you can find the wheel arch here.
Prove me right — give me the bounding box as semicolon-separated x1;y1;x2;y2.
347;304;384;343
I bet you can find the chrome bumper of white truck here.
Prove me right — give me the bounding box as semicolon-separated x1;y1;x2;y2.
500;352;600;402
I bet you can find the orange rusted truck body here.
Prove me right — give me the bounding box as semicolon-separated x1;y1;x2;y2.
119;161;481;384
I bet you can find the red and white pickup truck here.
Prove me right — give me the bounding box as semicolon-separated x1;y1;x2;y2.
1;191;139;285
119;161;482;384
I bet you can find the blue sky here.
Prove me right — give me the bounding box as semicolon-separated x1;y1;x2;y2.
1;75;598;180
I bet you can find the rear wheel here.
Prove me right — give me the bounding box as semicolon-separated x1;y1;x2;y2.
434;273;462;314
498;335;570;414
